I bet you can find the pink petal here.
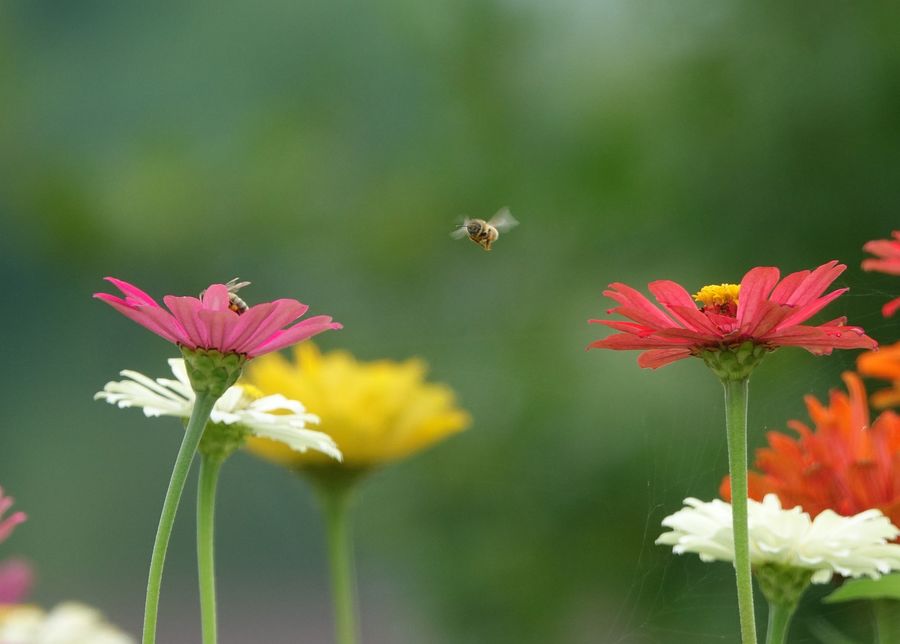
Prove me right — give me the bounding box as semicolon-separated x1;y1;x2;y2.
744;301;791;337
637;348;692;368
736;266;780;328
0;559;32;603
775;288;848;330
94;295;184;345
246;316;342;356
604;283;678;329
884;297;900;317
103;277;160;307
780;261;845;308
666;305;723;335
863;259;900;275
589;320;657;336
197;309;239;350
231;300;310;355
766;325;877;351
863;239;900;257
164;296;209;348
769;270;810;305
588;334;694;351
223;302;279;350
648;281;720;333
200;284;231;312
0;510;25;543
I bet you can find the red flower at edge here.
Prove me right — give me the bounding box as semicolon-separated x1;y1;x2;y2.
589;261;876;369
721;372;900;528
863;231;900;317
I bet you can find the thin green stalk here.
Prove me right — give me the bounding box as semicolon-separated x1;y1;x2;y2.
197;454;224;644
320;484;359;644
143;392;216;644
723;377;758;644
765;601;796;644
874;599;900;643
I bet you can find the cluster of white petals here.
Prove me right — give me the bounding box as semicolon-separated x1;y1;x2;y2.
95;359;341;460
0;602;134;644
656;494;900;583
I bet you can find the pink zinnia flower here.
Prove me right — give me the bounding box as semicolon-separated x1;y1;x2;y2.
863;231;900;317
589;261;876;369
94;278;342;358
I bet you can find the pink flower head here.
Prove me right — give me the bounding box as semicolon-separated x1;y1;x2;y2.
589;261;876;369
863;231;900;317
94;278;342;358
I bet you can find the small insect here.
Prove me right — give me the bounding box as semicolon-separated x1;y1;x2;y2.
451;207;519;251
201;278;251;314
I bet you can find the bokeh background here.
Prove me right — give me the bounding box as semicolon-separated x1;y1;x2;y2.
1;2;898;642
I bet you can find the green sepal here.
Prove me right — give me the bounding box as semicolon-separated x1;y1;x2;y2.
199;422;251;462
181;348;247;397
755;563;814;607
700;341;769;381
824;574;900;604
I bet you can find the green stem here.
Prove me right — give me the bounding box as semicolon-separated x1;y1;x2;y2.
723;377;758;644
197;454;224;644
142;392;216;644
319;484;359;644
874;599;900;643
765;601;796;644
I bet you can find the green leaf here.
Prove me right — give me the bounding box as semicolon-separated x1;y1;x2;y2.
824;575;900;603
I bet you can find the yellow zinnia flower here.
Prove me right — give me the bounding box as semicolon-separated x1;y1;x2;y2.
243;343;471;472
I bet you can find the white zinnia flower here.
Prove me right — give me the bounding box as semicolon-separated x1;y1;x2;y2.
95;359;341;460
656;494;900;583
0;602;134;644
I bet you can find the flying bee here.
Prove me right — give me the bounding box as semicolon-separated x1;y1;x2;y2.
451;207;519;251
200;278;251;314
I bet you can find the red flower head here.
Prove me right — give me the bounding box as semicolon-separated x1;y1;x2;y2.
863;231;900;317
94;278;342;358
589;261;876;371
720;372;900;527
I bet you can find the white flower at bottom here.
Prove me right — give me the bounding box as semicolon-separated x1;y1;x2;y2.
0;602;134;644
656;494;900;583
95;359;341;460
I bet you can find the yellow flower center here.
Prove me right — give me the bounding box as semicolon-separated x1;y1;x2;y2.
238;383;264;404
693;283;740;308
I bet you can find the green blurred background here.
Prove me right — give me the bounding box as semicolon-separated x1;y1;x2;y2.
1;1;897;642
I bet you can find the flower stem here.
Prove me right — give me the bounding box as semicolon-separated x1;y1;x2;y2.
318;483;359;644
765;601;796;644
142;391;216;644
874;599;900;643
723;377;758;644
197;454;224;644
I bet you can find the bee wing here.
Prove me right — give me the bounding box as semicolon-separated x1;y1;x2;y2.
225;278;251;292
488;207;518;232
450;219;470;239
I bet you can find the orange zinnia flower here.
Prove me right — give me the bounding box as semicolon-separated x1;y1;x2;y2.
721;372;900;527
858;342;900;408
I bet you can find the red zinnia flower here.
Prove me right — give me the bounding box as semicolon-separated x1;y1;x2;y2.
589;261;876;369
720;372;900;527
95;278;341;358
863;231;900;317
